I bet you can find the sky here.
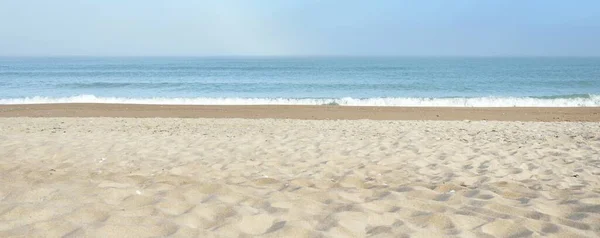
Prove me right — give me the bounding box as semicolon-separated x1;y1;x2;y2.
0;0;599;56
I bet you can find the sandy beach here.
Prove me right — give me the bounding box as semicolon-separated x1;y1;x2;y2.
1;114;599;237
1;104;600;122
3;0;600;236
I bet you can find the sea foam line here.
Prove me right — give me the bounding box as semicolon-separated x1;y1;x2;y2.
0;94;599;107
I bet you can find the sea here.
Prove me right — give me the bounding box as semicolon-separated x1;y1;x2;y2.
0;57;599;107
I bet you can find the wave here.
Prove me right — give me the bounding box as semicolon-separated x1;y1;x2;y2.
1;94;599;107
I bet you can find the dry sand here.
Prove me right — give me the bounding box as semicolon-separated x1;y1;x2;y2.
1;117;600;237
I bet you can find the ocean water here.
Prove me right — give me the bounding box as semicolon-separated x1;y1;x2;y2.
0;57;599;107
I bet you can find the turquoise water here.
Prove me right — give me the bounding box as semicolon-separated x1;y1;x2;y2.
1;57;599;106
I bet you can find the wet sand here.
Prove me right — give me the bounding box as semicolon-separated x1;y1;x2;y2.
1;103;600;121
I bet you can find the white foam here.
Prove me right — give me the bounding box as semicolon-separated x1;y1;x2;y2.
0;94;599;107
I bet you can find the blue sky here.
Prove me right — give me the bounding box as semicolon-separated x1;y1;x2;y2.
1;0;599;56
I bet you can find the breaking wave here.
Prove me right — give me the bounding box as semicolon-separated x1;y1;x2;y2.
1;94;599;107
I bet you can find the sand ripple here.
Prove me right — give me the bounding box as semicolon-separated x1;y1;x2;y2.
0;118;599;237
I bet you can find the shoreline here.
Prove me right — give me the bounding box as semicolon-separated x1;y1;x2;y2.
1;103;600;121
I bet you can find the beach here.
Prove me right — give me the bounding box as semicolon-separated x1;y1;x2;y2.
1;104;600;121
3;0;600;236
1;108;599;237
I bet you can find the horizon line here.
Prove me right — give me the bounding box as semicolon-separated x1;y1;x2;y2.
1;55;599;58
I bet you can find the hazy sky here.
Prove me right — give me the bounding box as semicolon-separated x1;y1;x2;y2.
1;0;599;56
